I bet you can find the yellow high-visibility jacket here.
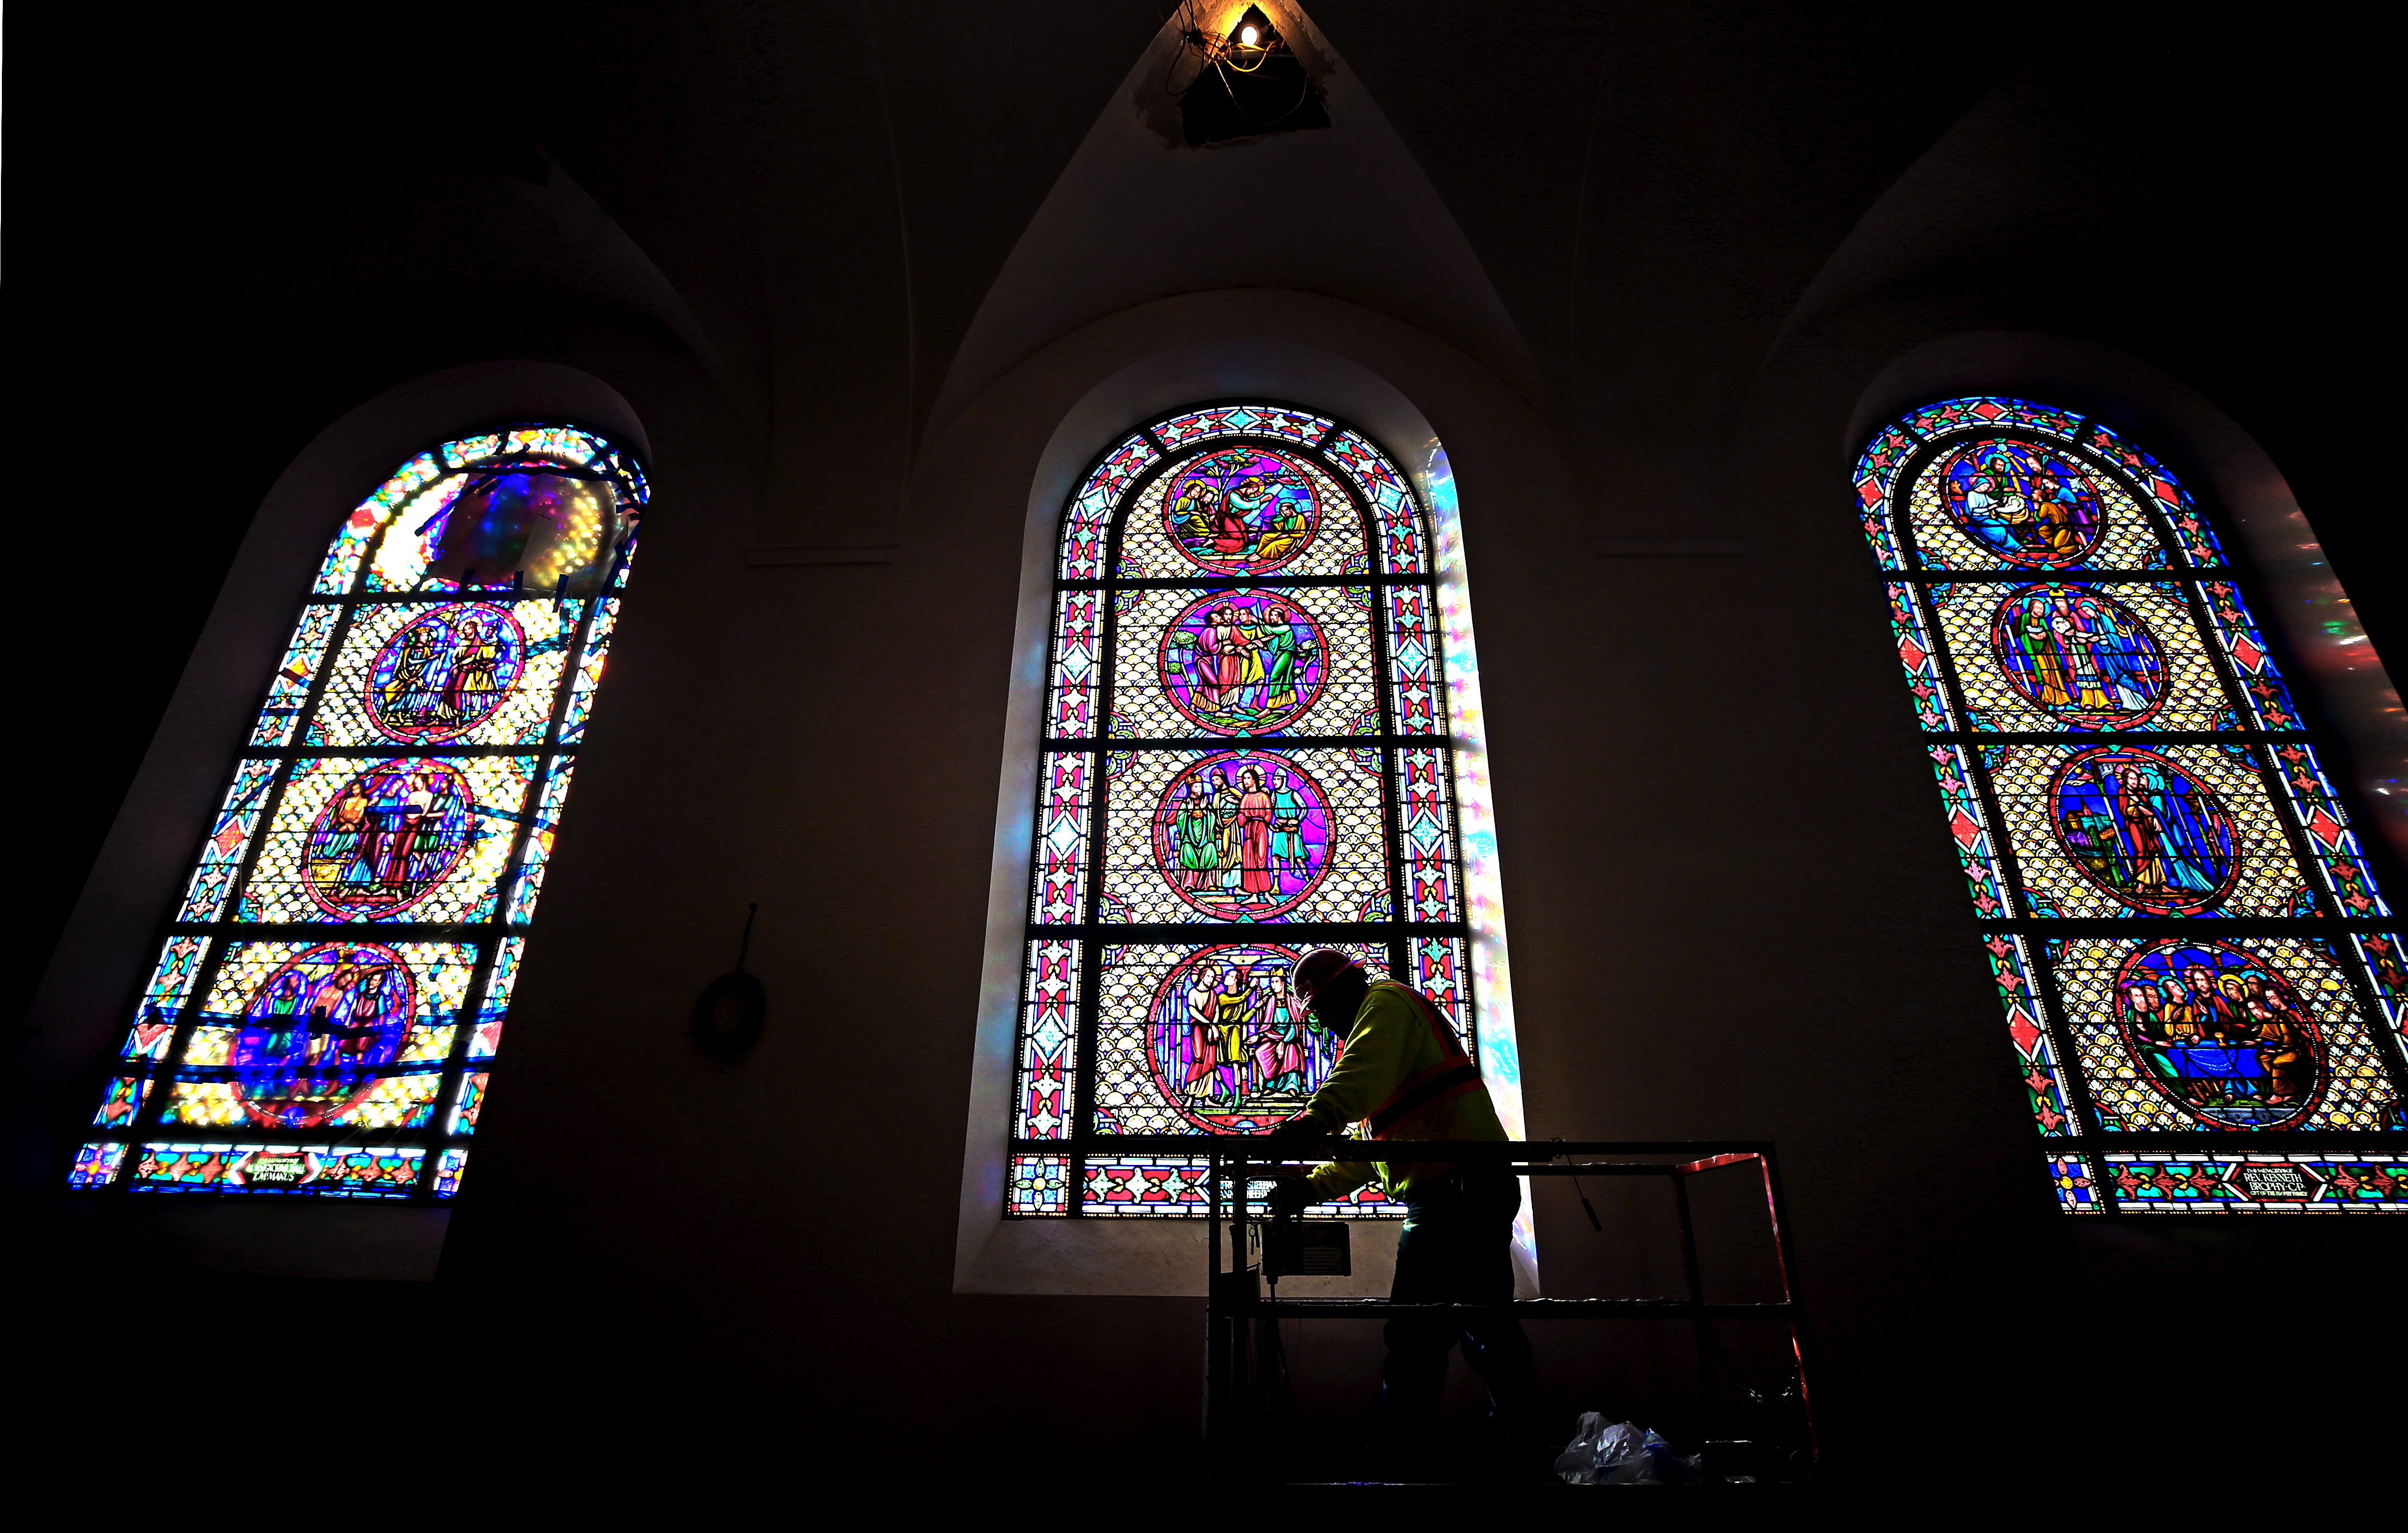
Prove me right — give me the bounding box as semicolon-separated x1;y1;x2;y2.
1298;979;1505;1202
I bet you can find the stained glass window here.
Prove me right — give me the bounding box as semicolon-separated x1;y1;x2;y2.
1010;403;1483;1217
1856;398;2408;1213
68;425;645;1200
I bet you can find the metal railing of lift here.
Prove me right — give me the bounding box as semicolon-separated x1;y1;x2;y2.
1098;1136;1816;1474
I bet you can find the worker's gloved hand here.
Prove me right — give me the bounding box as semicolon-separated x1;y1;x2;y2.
1262;1112;1325;1143
1266;1176;1318;1217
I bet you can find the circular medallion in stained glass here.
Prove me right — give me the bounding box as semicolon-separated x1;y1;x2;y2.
425;470;620;594
301;760;478;920
1158;591;1327;735
1988;584;2167;728
1144;942;1338;1132
1934;438;2109;567
366;604;528;743
2112;939;2325;1130
1159;447;1321;575
1151;751;1331;920
2048;746;2239;915
228;942;418;1129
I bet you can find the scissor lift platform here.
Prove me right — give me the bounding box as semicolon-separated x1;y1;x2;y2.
1125;1137;1816;1478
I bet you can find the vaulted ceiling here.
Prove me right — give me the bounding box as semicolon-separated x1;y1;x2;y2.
10;1;2389;1015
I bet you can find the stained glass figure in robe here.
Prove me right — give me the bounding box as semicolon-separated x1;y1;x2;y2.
1152;752;1333;919
1935;438;2107;566
1159;591;1327;733
2048;747;2240;914
225;943;420;1129
2115;940;2325;1129
1145;943;1339;1130
301;761;478;918
1988;584;2168;727
1162;447;1321;574
367;605;529;741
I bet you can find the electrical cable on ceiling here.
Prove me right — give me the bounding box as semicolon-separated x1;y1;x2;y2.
1163;2;1319;135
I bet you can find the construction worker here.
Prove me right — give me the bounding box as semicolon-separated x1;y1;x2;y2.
1264;949;1541;1451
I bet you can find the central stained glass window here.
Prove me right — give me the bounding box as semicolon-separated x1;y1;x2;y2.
1009;403;1476;1216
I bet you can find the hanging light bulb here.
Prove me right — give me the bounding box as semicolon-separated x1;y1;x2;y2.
1225;5;1275;56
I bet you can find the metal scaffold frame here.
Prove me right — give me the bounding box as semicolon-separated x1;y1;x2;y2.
1151;1136;1817;1474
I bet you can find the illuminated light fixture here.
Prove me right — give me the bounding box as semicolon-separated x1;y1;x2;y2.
1172;1;1328;144
1229;6;1275;58
1178;4;1281;69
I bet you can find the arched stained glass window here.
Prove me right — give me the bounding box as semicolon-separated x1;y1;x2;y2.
1009;402;1494;1217
68;425;645;1199
1856;398;2408;1213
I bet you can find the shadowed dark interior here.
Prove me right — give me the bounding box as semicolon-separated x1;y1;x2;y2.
9;0;2398;1490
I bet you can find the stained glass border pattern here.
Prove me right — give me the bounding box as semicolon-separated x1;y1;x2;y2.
2100;1153;2408;1213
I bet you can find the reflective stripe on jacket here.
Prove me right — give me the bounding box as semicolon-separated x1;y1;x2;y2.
1300;979;1505;1203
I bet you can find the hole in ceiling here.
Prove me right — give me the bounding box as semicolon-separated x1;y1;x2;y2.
1176;5;1331;147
